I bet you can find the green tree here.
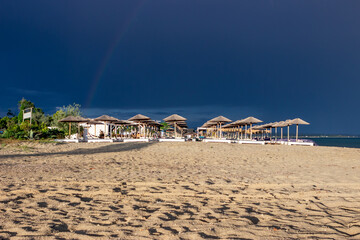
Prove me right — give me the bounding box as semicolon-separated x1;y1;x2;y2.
0;116;10;129
160;122;171;131
52;103;82;134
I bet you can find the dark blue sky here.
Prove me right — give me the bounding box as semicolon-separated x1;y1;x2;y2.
1;1;359;134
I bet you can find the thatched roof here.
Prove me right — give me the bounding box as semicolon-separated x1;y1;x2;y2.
273;120;293;127
144;120;161;126
163;114;187;122
240;116;263;124
200;121;217;128
208;116;232;123
291;118;310;125
94;115;119;122
176;121;188;128
86;120;103;125
128;114;151;121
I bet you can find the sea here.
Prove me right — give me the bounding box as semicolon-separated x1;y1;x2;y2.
306;137;360;149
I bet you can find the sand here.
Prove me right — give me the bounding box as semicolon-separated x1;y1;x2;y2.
0;141;360;239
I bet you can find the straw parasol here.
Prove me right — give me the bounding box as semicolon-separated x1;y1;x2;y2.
94;115;119;137
59;116;88;138
239;117;262;139
290;118;310;141
274;120;293;142
164;114;187;138
208;116;232;139
128;114;151;138
128;114;150;122
272;121;287;140
164;114;187;122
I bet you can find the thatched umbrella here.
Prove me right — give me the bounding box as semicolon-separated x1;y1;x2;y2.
284;120;293;142
273;120;293;142
273;121;286;140
239;117;262;139
262;122;279;140
228;120;247;139
164;114;187;138
128;114;150;122
208;116;232;139
94;115;119;137
142;120;161;137
128;114;151;138
112;120;132;137
259;122;276;139
59;116;88;139
291;118;310;141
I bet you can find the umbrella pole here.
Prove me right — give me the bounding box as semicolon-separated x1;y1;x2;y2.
275;127;277;141
174;122;177;138
281;128;283;140
250;124;253;139
78;124;80;140
287;125;290;143
296;124;299;142
69;122;71;138
95;124;97;137
220;123;222;139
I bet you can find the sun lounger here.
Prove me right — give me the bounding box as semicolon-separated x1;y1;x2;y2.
275;139;314;146
287;141;314;146
203;139;233;143
158;138;186;142
237;140;265;145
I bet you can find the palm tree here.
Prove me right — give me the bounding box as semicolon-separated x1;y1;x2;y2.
160;122;170;131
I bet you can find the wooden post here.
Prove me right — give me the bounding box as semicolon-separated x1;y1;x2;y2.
69;122;71;138
250;123;253;139
220;123;222;139
287;125;290;143
174;122;177;138
296;124;299;142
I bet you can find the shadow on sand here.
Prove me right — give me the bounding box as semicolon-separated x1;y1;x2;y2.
0;142;155;159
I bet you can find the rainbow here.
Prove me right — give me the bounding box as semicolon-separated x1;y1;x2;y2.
85;0;147;108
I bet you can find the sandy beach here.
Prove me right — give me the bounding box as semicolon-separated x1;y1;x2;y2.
0;141;360;239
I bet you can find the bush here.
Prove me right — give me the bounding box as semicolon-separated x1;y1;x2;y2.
33;128;65;140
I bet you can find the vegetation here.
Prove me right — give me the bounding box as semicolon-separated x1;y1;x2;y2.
0;99;83;140
160;122;171;131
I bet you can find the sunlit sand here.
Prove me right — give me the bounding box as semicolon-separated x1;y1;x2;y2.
1;142;360;239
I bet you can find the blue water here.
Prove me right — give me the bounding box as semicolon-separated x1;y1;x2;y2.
307;137;360;148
